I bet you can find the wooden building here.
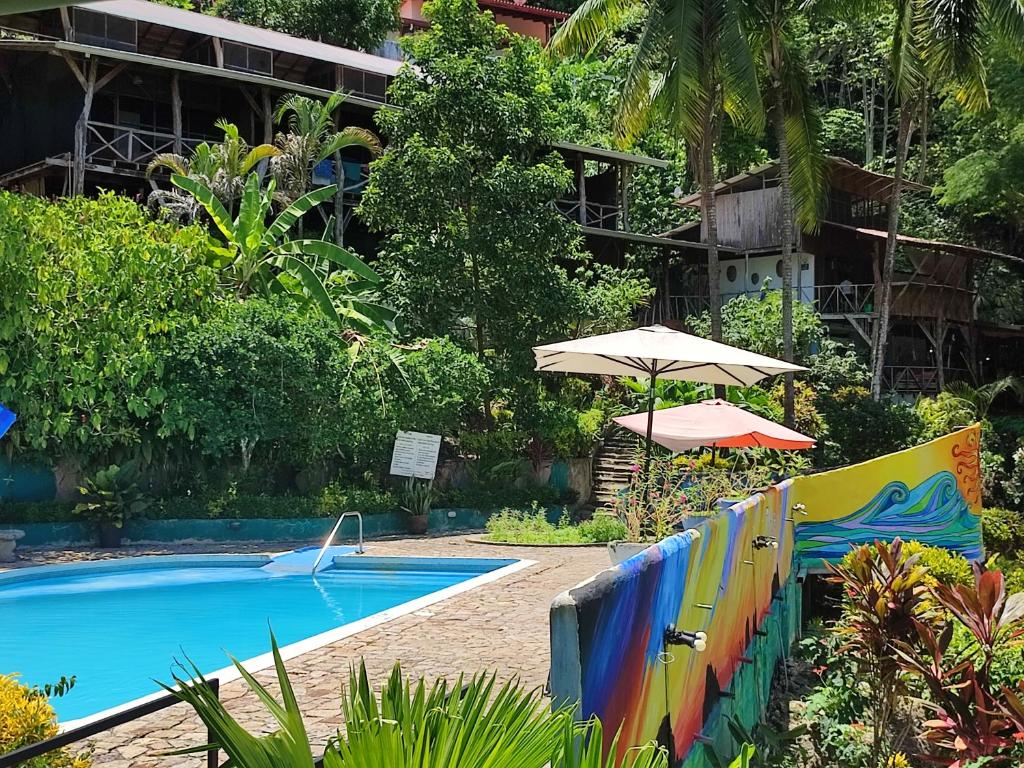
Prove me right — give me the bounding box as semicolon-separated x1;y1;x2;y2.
0;0;398;248
398;0;568;44
0;0;683;258
658;158;1024;395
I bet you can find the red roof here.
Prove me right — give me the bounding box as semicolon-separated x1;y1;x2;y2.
478;0;569;21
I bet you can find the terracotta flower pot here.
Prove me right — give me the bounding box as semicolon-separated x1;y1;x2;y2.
407;514;429;535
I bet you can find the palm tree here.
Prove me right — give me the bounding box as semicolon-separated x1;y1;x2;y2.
745;0;827;427
272;92;381;244
945;376;1024;420
147;120;278;217
550;0;764;343
822;0;1024;400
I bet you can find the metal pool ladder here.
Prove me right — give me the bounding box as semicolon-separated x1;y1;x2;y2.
311;511;364;575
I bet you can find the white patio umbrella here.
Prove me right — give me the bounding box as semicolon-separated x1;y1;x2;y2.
533;325;806;480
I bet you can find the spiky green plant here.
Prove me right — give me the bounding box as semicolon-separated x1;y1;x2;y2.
162;632;668;768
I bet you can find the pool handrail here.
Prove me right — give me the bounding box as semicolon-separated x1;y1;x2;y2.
0;678;221;768
311;511;365;575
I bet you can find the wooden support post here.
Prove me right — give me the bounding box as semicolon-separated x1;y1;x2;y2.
171;72;182;155
212;37;224;68
73;57;98;196
262;87;272;144
935;316;947;390
621;164;631;232
59;6;73;41
576;155;586;226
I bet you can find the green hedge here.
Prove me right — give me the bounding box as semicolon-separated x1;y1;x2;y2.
0;483;572;524
983;507;1024;556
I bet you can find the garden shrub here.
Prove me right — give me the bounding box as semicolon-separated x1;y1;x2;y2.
0;501;77;524
159;299;347;470
0;674;90;768
160;301;488;478
0;191;219;462
982;507;1024;556
816;386;923;467
484;505;625;544
914;392;979;442
838;540;973;587
902;540;973;587
438;483;564;510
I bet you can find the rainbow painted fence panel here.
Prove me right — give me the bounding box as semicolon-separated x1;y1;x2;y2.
549;425;983;767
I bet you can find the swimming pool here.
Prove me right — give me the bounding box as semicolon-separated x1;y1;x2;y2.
0;551;525;723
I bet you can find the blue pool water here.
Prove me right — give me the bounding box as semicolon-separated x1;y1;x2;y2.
0;554;515;721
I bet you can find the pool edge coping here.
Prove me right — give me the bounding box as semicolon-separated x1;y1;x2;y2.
56;556;536;731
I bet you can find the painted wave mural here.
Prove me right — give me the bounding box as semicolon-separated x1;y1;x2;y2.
549;426;985;768
794;469;983;563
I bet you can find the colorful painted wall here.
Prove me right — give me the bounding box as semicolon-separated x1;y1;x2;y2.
793;425;983;566
549;425;983;767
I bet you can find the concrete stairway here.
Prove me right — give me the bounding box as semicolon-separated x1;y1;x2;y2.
591;428;640;509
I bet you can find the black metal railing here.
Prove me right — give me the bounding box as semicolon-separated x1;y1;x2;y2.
0;679;220;768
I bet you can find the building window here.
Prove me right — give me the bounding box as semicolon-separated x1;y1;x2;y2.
223;41;273;76
775;259;783;277
751;272;760;285
726;265;738;282
73;9;137;52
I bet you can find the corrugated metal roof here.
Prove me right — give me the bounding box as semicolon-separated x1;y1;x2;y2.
674;157;930;207
75;0;402;77
823;221;1020;264
551;140;670;169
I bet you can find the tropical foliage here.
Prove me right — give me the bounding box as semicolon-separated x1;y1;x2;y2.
164;632;668;768
0;674;90;768
147;120;278;221
171;172;396;335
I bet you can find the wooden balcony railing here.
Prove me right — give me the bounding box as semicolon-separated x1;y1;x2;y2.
85;121;208;167
882;366;969;394
555;199;622;230
815;283;875;315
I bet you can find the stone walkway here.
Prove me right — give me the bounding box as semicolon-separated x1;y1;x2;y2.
7;535;608;767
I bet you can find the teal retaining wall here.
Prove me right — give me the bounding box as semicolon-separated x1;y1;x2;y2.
11;506;563;547
0;458;57;502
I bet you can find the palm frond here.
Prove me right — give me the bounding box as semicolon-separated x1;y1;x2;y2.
317;127;382;164
778;42;827;231
158;632;315;768
145;152;188;178
548;0;640;57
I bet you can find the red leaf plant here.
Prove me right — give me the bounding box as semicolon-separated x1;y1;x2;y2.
892;565;1024;767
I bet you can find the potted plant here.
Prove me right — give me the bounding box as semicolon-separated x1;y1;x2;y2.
74;460;151;548
401;477;435;535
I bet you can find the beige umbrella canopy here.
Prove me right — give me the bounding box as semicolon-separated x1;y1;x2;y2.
533;325;806;482
534;325;803;386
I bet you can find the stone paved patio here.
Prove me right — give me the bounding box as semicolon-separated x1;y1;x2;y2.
6;535;608;767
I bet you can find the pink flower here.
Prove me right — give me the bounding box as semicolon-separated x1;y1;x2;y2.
629;464;641;473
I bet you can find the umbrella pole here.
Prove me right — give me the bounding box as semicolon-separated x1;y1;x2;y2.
642;370;657;504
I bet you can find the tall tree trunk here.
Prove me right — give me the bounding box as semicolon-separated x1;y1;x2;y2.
916;98;929;184
773;85;796;428
863;73;875;164
700;110;722;343
870;103;914;399
881;76;890;165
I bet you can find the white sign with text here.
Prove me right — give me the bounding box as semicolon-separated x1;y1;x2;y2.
389;430;442;479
